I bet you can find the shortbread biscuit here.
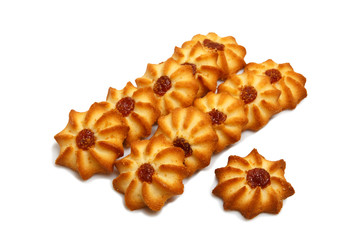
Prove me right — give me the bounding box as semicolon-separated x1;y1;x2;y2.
154;106;218;176
193;92;248;152
106;82;160;146
245;59;307;110
54;102;129;180
185;32;246;79
113;134;187;211
135;58;199;116
172;41;222;97
213;149;295;219
218;71;281;131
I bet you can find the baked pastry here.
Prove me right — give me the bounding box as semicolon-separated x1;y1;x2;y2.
172;41;222;97
245;59;307;110
154;106;218;176
186;32;246;79
218;71;281;131
112;134;187;211
135;58;199;116
106;82;160;146
193;92;248;152
213;149;295;219
54;102;129;180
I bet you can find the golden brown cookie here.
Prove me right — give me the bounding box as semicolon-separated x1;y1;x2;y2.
218;71;281;131
185;32;246;79
245;59;307;110
112;134;187;211
135;58;199;116
106;82;160;146
154;106;218;176
193;92;248;152
213;149;295;219
54;102;129;180
172;41;222;97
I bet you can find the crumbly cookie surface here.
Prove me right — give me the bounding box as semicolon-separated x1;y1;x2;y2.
185;32;246;79
135;58;199;116
106;82;160;146
193;92;248;152
112;134;187;211
154;106;218;176
172;41;221;97
245;59;307;110
54;102;129;180
218;71;281;131
213;149;295;219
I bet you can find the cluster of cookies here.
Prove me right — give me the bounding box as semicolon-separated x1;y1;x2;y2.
54;32;306;218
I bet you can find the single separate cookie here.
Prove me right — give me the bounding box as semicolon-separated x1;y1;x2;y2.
106;82;160;146
54;102;129;180
185;32;246;79
193;92;248;152
113;134;187;211
135;58;199;116
172;41;222;97
213;149;295;219
154;106;218;176
218;71;281;131
245;59;307;110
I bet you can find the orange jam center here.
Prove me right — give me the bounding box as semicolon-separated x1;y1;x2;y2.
173;137;193;157
203;39;225;51
246;168;271;189
76;129;96;150
116;97;135;117
137;163;155;183
153;76;172;96
265;69;282;83
241;85;257;104
208;109;227;125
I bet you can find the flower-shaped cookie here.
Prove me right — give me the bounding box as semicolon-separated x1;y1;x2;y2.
135;58;199;116
218;71;281;131
187;32;246;79
154;106;218;176
106;82;160;146
172;41;222;97
54;102;129;180
245;59;307;110
213;149;295;219
112;134;187;211
193;92;248;152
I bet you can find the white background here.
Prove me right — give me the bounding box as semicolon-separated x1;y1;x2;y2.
1;0;359;239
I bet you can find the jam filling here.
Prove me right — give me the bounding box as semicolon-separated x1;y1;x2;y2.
173;137;193;157
246;168;271;189
182;62;197;75
265;69;282;83
76;129;96;150
116;97;135;117
137;163;155;183
241;85;257;104
208;108;227;125
203;39;225;51
153;76;172;96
